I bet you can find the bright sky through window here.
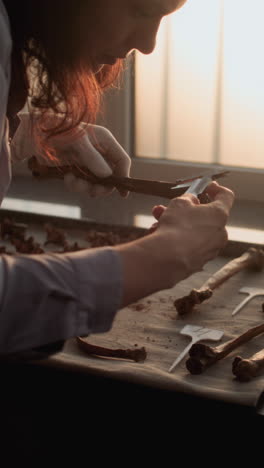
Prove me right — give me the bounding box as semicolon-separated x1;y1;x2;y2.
135;0;264;169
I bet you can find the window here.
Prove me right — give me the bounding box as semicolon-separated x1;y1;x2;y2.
134;0;264;211
9;0;264;236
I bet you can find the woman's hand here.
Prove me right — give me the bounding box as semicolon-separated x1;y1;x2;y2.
149;183;234;284
60;124;131;197
116;182;234;306
11;112;131;197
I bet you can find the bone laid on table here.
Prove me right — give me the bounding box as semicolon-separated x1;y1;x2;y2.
174;248;264;316
185;322;264;375
168;325;223;373
232;348;264;382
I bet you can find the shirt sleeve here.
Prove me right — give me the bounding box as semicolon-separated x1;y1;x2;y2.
0;247;123;354
0;3;123;358
0;1;12;202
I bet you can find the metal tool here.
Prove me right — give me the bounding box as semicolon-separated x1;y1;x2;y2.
232;287;264;316
168;324;224;373
185;175;212;197
172;168;227;198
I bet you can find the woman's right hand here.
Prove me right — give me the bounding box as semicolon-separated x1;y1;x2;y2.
148;182;234;286
116;181;234;307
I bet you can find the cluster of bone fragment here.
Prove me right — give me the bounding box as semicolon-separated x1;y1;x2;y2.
1;218;43;254
0;217;147;363
0;217;142;255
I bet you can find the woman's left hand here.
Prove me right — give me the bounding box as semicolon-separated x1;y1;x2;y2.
11;112;131;197
59;123;131;197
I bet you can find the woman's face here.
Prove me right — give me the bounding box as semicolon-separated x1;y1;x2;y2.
80;0;187;67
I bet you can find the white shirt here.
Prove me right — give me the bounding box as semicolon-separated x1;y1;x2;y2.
0;1;122;355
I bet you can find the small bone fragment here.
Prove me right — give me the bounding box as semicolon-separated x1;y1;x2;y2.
232;349;264;382
186;322;264;375
76;336;147;362
44;223;66;246
1;218;27;240
174;248;264;315
11;236;44;254
62;241;84;252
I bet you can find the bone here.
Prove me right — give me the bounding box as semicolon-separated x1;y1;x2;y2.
174;248;264;315
11;236;44;254
185;322;264;375
1;218;27;240
28;156;187;199
44;223;67;247
232;349;264;382
28;156;228;200
76;336;147;363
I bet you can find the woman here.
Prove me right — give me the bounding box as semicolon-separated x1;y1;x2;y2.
0;0;234;355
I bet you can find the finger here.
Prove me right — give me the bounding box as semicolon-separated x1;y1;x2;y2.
89;184;114;197
88;126;131;178
180;202;228;228
64;172;76;192
173;186;232;227
152;205;166;220
64;173;94;193
206;182;234;211
74;178;91;193
180;193;200;205
77;133;113;178
148;221;159;234
108;145;131;178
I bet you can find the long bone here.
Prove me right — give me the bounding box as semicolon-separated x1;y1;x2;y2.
185;322;264;375
174;248;264;316
76;336;147;362
28;156;228;200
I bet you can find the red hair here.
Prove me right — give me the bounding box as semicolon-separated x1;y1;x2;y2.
4;0;124;159
26;52;123;159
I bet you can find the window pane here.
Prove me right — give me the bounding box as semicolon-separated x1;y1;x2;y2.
221;0;264;168
135;0;264;169
135;20;167;158
166;0;220;163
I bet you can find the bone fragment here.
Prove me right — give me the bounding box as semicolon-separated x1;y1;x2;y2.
44;223;67;246
76;336;147;363
1;218;27;240
186;322;264;375
174;248;264;315
232;348;264;382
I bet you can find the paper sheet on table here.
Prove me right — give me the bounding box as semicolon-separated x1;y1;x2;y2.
44;257;264;408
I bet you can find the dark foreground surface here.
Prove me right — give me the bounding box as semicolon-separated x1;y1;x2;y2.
0;361;263;466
